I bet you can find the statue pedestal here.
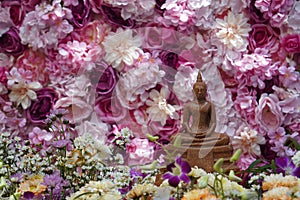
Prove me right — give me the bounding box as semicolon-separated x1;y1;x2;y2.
168;133;237;172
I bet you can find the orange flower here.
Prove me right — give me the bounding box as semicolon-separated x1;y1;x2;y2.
182;188;220;200
18;174;47;196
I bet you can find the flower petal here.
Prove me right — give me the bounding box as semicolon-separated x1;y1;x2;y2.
168;175;180;187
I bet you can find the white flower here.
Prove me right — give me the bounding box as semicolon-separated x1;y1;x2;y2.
232;126;266;156
103;28;142;69
8;80;42;109
215;11;251;51
146;87;180;126
292;151;300;167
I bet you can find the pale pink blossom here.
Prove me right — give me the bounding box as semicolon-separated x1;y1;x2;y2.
29;127;53;145
232;126;266;157
102;28;142;69
146;87;180;126
127;138;154;166
173;66;198;102
8;80;42;109
255;93;284;132
116;62;165;109
215;11;251;51
54;97;93;123
19;0;73;50
237;153;257;170
0;5;13;37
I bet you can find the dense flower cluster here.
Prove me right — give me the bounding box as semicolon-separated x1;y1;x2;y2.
0;0;299;199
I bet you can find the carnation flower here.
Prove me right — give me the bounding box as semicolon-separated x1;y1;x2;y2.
215;11;251;51
146;87;180;126
102;28;142;69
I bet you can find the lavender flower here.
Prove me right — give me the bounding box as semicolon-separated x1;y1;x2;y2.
162;156;191;187
275;157;300;178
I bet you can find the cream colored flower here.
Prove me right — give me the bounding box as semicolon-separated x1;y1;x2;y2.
18;174;47;196
126;183;157;199
215;11;251;51
263;187;292;200
182;188;219;200
102;28;142;69
262;174;299;191
292;151;300;166
67;180;122;200
8;80;42;109
146;87;180;126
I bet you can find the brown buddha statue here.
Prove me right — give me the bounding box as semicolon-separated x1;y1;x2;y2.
170;72;234;172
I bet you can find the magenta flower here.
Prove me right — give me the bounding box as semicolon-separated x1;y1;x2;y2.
275;157;300;178
162;156;191;187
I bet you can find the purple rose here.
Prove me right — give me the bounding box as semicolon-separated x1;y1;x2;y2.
96;65;117;96
281;34;300;53
94;94;127;123
101;5;135;28
69;0;91;28
159;50;179;68
147;118;180;139
249;24;279;53
1;0;25;26
27;88;58;124
0;27;25;56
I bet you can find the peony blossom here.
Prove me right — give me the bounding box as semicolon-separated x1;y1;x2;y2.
215;11;251;51
255;93;284;132
102;28;142;69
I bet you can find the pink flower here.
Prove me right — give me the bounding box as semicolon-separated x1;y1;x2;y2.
54;97;92;123
127;138;154;166
255;93;284;132
68;0;91;28
94;94;127;123
232;126;266;157
248;24;279;53
1;0;25;26
281;34;300;53
0;27;25;56
29;127;53;145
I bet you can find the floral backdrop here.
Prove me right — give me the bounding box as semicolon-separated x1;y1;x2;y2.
0;0;299;199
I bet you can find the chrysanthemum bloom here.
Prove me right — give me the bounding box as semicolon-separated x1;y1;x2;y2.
126;183;157;199
102;28;142;69
162;156;191;187
18;174;47;196
215;11;251;51
182;188;219;200
262;174;299;191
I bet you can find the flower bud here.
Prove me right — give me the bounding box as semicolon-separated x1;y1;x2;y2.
229;170;242;182
9;192;21;200
139;160;158;170
213;158;224;173
173;135;182;147
197;175;209;188
230;149;242;163
0;177;7;189
0;161;3;168
146;134;159;142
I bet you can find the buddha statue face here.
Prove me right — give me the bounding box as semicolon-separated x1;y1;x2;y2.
193;82;207;100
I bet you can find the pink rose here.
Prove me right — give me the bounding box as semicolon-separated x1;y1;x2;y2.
248;24;279;53
281;34;300;53
255;93;284;131
127;138;154;166
54;97;93;123
94;94;127;123
1;0;25;26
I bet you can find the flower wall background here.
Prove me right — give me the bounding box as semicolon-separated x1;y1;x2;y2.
0;0;300;199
